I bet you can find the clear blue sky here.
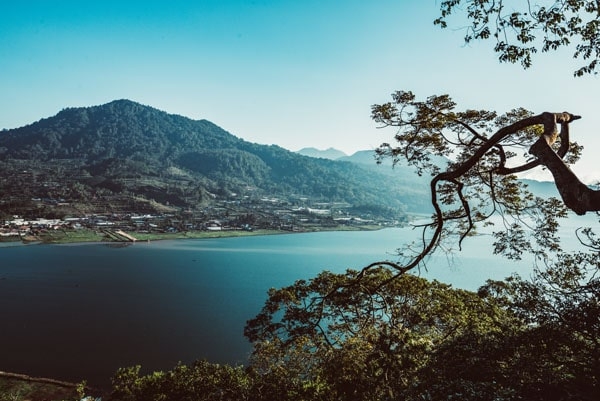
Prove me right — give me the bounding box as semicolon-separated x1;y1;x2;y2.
2;0;599;182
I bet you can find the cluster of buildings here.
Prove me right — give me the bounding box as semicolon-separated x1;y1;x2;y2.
1;193;405;242
1;202;403;241
0;217;76;238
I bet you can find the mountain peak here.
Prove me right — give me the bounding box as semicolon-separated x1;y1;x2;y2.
0;99;240;161
101;98;144;109
107;98;140;105
296;147;347;160
91;99;158;113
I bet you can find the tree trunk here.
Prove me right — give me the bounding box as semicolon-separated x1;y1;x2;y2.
529;133;600;216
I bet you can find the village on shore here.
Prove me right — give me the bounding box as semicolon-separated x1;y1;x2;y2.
1;197;406;244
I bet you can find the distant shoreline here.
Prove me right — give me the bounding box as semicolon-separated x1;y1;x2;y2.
0;224;390;247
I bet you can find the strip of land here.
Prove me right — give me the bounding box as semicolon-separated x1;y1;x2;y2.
0;224;390;246
0;371;102;401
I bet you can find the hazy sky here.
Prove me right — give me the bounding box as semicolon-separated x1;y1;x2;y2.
2;1;599;182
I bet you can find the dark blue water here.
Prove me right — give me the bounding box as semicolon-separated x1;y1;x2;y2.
0;217;594;386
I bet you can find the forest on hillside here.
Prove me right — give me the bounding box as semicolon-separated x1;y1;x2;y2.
0;100;431;220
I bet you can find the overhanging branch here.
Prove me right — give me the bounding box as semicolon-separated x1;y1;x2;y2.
529;113;600;215
370;110;599;281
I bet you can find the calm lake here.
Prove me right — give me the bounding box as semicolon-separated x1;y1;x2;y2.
0;215;595;386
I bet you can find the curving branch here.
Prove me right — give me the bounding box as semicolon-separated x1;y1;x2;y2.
367;110;599;279
529;112;600;215
289;105;600;346
246;107;600;362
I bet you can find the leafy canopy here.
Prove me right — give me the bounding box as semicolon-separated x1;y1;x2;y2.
370;90;586;279
109;260;599;400
244;267;516;400
435;0;600;76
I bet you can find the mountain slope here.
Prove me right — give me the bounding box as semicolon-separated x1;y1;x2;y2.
0;99;240;161
0;100;431;217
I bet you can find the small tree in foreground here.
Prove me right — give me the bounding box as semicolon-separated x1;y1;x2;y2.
108;259;598;400
110;361;250;401
245;268;517;400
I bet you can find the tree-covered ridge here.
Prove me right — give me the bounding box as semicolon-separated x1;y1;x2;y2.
0;100;429;218
0;99;241;161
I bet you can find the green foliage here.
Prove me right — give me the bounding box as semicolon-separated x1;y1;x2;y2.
111;361;250;401
244;267;517;400
435;0;600;76
76;380;87;399
425;253;600;401
108;258;599;400
178;149;270;185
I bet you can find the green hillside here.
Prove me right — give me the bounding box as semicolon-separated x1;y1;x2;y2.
0;100;432;219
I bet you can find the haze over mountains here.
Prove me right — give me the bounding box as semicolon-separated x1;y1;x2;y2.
296;147;348;160
297;147;561;199
0;100;435;218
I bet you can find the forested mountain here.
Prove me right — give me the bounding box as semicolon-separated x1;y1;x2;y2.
0;100;433;217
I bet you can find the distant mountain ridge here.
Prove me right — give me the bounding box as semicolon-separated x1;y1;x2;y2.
296;147;347;160
0;100;435;217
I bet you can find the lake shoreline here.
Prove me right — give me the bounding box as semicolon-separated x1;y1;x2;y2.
0;224;392;247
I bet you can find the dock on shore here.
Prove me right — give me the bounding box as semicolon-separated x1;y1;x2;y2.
102;229;138;242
